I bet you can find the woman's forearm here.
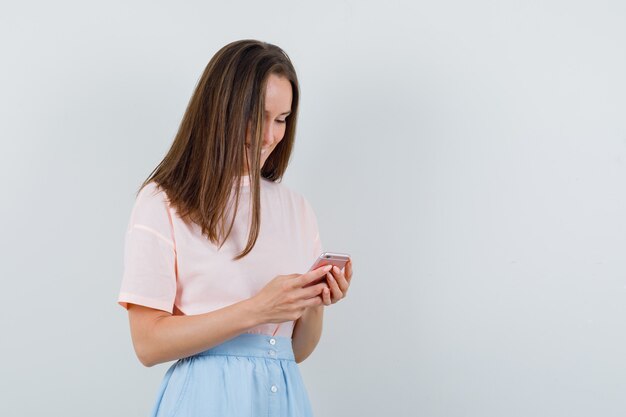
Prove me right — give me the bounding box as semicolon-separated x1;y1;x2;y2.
138;298;262;367
291;304;324;363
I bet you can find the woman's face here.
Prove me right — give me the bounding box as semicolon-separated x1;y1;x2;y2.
243;73;293;174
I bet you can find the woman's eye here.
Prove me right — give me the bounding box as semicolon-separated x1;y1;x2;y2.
276;119;286;124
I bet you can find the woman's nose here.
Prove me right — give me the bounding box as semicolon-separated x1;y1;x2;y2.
263;124;274;147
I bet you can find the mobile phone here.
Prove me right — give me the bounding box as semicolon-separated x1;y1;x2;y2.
304;251;351;287
309;251;351;272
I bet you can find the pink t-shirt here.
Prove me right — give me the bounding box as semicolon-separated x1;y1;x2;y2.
117;176;323;338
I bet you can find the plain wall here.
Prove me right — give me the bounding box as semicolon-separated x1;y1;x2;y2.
1;1;625;416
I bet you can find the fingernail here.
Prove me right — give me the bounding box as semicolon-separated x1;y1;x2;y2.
333;266;340;273
324;265;332;272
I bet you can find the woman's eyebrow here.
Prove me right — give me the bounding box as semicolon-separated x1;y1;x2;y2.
265;110;291;116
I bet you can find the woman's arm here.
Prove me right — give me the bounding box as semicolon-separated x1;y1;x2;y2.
291;304;324;363
128;269;331;367
128;298;262;367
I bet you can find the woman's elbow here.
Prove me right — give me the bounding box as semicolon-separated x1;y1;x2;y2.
135;346;156;368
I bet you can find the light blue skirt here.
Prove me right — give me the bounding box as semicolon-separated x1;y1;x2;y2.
149;333;315;417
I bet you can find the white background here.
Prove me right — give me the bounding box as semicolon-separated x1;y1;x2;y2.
1;1;625;416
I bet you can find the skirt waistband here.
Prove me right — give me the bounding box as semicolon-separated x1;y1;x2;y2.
194;333;295;361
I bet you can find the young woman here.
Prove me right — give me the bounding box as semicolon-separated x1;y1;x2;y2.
117;39;353;417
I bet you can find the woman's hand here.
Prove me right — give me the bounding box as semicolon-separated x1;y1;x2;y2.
251;265;332;324
321;259;353;306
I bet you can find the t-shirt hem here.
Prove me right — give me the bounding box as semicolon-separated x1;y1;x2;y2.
117;293;174;314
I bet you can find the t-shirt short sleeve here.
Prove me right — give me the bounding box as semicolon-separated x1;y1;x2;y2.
117;183;177;314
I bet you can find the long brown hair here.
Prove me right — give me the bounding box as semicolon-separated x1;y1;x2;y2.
137;39;300;260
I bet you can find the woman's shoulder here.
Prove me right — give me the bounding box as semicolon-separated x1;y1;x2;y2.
265;178;318;216
135;182;171;211
127;181;173;234
138;180;168;199
264;177;304;199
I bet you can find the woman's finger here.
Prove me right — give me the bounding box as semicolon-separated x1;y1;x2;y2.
331;266;349;294
345;260;353;281
322;287;331;305
298;264;333;289
326;272;343;302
